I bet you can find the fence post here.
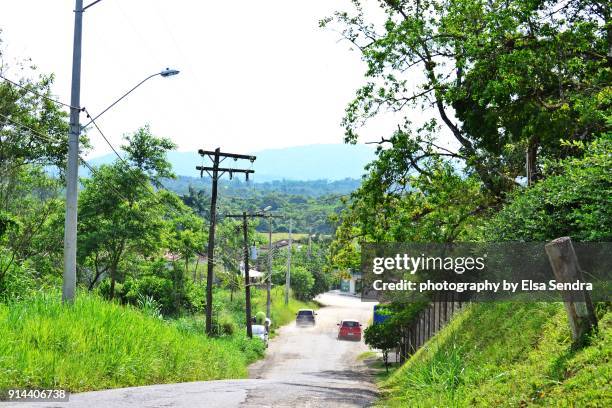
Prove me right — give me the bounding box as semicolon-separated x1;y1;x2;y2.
545;237;597;345
418;311;424;347
442;291;448;325
399;326;406;363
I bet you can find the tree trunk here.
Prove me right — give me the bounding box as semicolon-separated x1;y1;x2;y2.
526;138;539;185
109;267;116;300
108;240;126;301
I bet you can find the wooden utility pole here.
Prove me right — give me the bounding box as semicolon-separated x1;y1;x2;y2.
242;211;253;338
227;211;282;336
285;219;292;305
545;237;597;346
267;215;273;318
197;148;255;335
263;213;283;318
307;227;312;260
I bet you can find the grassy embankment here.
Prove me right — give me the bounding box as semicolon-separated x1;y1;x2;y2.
376;302;611;407
0;286;315;392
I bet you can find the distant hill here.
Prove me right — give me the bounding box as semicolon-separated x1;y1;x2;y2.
88;143;376;181
163;176;362;197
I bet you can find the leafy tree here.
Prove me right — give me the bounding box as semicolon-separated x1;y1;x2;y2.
0;69;73;182
122;125;176;186
78;127;177;297
364;321;400;371
165;198;206;281
0;60;80;283
322;0;610;196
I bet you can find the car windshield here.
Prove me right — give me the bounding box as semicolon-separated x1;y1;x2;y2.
297;310;313;316
252;326;266;334
342;321;359;327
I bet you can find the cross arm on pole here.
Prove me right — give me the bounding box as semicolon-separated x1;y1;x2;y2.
196;167;255;174
223;213;283;219
196;166;254;179
198;149;256;162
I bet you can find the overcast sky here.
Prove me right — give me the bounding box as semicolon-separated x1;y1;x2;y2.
0;1;433;158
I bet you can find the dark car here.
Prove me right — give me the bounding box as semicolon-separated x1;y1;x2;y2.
337;320;362;341
296;309;316;326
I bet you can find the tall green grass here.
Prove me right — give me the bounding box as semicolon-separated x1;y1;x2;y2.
379;302;611;407
0;292;264;392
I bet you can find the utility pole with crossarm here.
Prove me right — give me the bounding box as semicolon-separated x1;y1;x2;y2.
197;148;255;335
225;210;282;337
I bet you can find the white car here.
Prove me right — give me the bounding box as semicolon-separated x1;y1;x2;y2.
252;324;269;348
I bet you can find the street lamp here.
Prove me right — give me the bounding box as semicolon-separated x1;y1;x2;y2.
61;1;181;305
160;68;180;77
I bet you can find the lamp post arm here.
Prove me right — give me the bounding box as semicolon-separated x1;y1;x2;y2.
81;72;160;129
82;0;104;11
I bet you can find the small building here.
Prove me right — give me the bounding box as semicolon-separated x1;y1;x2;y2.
340;268;362;295
240;261;264;284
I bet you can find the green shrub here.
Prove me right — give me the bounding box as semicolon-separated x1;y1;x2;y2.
255;311;266;324
98;275;181;316
215;313;237;336
0;251;36;302
136;294;162;319
290;266;315;301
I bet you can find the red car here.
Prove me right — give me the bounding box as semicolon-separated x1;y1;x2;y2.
337;320;362;341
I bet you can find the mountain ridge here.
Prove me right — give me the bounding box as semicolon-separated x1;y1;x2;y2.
88;143;376;181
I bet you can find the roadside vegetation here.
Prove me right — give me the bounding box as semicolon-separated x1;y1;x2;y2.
0;42;329;393
0;285;315;392
380;302;611;407
324;0;610;406
0;292;260;392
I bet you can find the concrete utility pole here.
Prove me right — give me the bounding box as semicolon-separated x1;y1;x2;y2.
62;0;84;303
285;219;292;305
197;149;255;335
61;1;177;303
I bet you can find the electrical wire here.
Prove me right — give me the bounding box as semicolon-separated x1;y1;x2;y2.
0;74;80;110
0;72;191;218
83;108;129;166
0;112;130;202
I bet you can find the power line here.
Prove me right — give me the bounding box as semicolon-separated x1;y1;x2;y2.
83;108;129;166
0;74;80;110
0;112;130;202
0;112;63;144
1;106;195;223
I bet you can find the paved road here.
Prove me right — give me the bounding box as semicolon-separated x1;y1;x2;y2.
2;292;377;408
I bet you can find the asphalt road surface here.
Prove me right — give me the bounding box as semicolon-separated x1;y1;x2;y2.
2;291;377;408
